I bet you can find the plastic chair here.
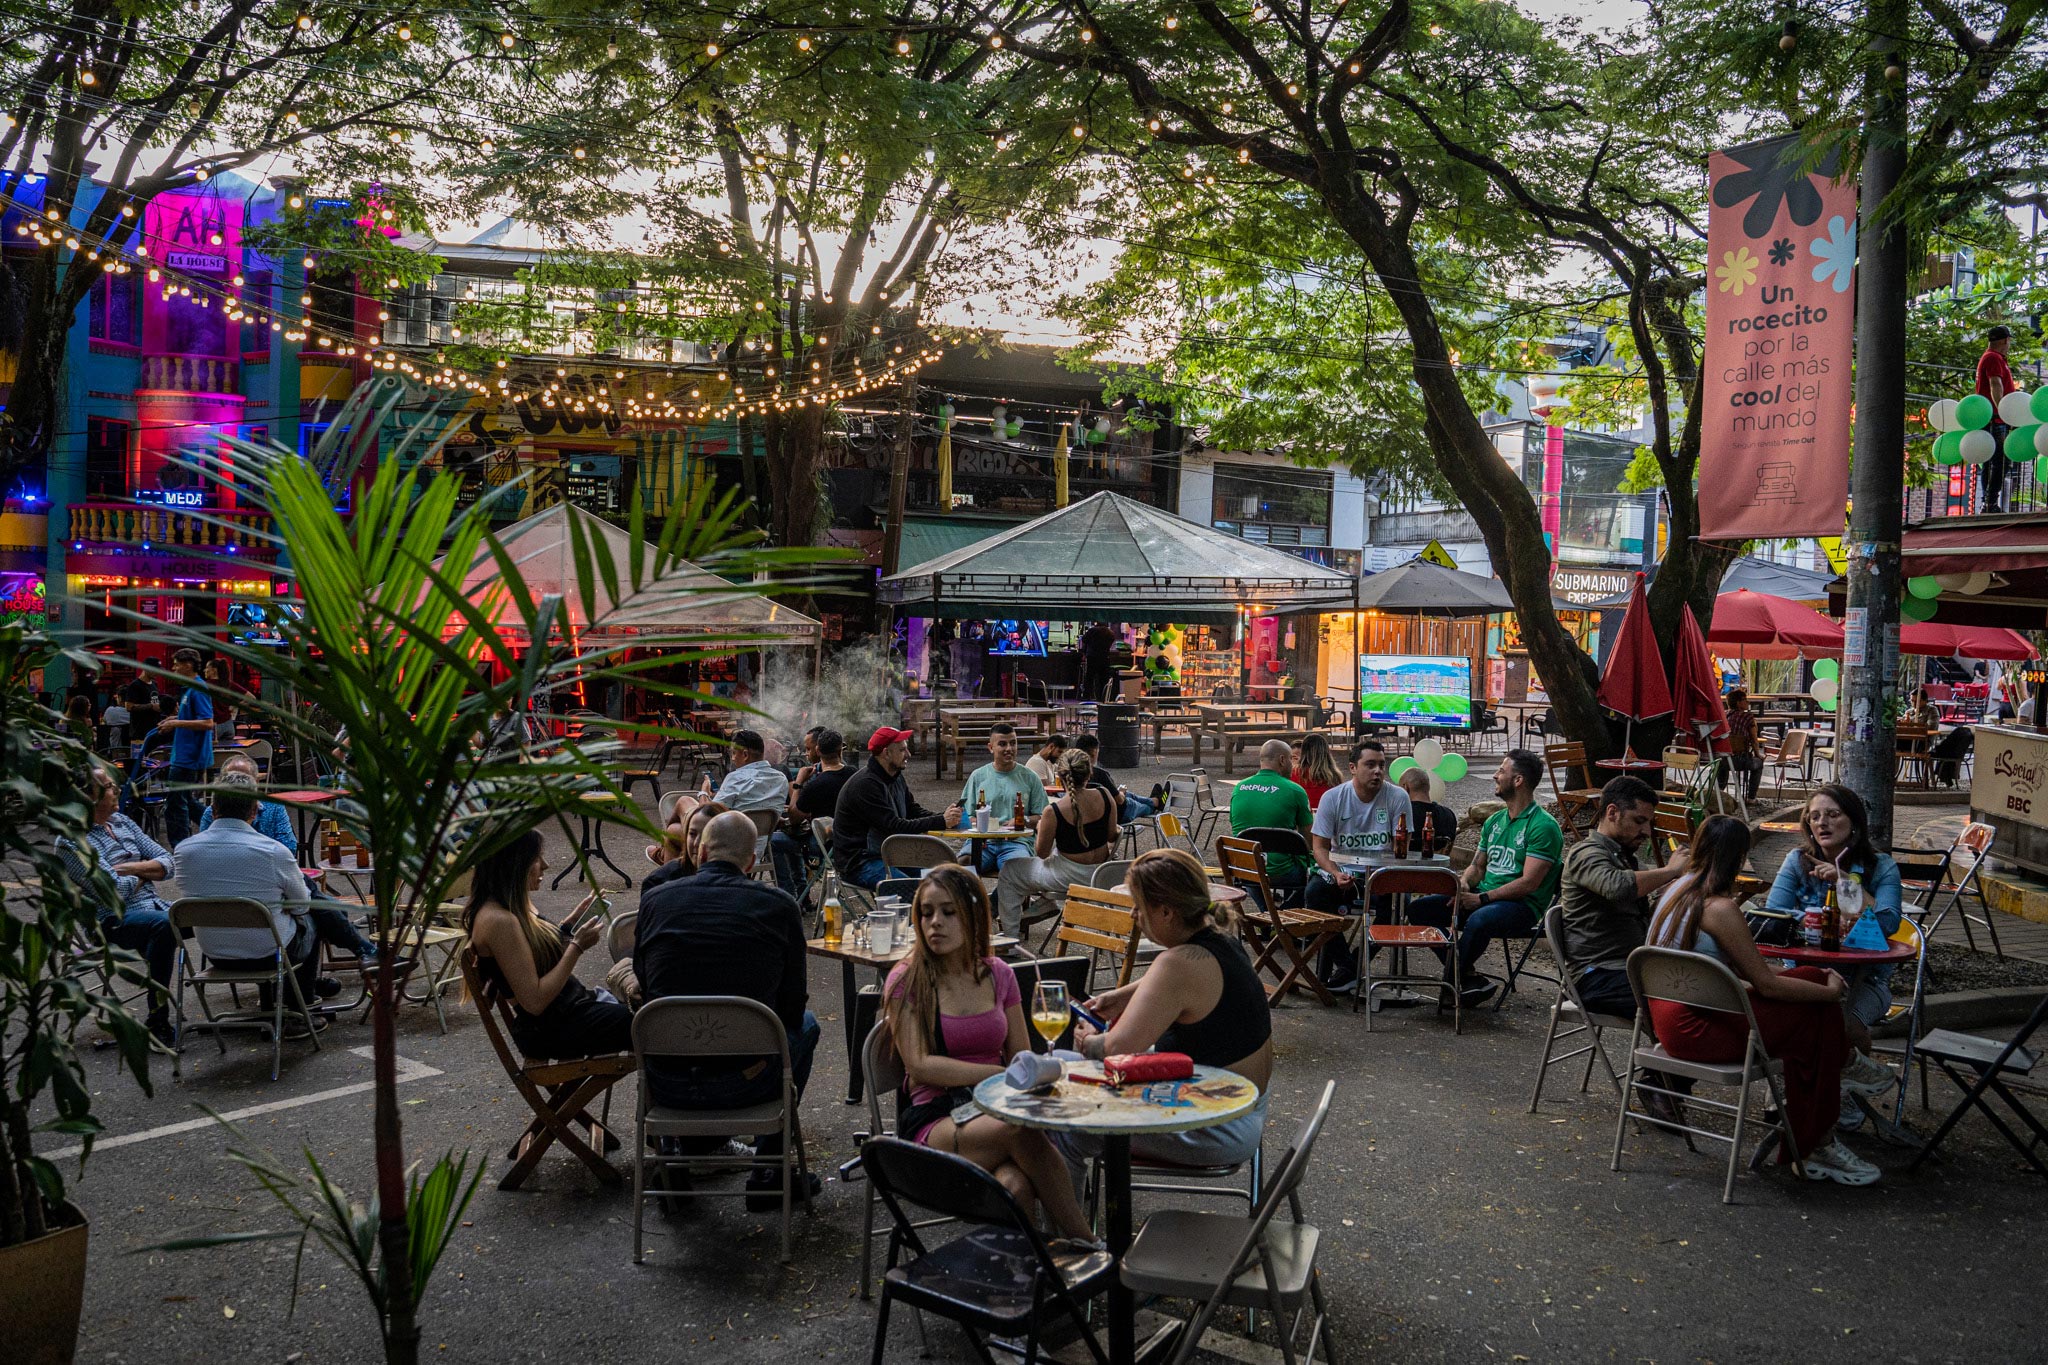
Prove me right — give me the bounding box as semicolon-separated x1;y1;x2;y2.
630;995;810;1263
168;896;325;1082
1527;906;1633;1111
1357;866;1460;1031
1120;1081;1338;1365
1612;946;1802;1203
863;1137;1115;1364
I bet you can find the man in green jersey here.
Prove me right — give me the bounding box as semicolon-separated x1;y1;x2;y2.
1228;739;1313;894
1410;748;1563;1006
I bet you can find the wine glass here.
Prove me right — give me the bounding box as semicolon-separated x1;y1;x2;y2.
1031;980;1069;1050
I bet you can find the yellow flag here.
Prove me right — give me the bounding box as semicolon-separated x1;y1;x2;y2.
936;421;953;510
1053;423;1070;507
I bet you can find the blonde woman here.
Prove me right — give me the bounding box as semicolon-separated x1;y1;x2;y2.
464;830;628;1059
994;747;1118;934
884;867;1094;1241
1066;849;1272;1171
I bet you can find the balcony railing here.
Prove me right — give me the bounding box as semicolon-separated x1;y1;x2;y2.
68;502;272;549
139;353;240;394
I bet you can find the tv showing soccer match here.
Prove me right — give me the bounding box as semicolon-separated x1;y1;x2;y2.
988;620;1049;657
1357;653;1473;730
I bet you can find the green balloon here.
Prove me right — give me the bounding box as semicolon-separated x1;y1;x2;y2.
1933;431;1965;465
1901;595;1938;622
1817;691;1838;713
1813;658;1840;680
1388;756;1419;780
2011;425;2042;462
1956;393;1995;430
1438;752;1468;782
2037;453;2048;482
2033;388;2048;423
1907;575;1943;600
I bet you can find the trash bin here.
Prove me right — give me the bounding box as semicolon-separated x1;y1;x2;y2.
1097;702;1140;769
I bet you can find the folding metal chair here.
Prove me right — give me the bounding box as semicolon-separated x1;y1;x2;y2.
1357;866;1460;1032
1527;906;1632;1110
1613;946;1802;1203
839;1021;959;1300
880;833;962;873
1906;992;2048;1178
168;896;324;1082
631;995;810;1263
1939;821;2005;959
1120;1081;1337;1365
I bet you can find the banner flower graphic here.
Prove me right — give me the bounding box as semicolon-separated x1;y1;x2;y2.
1715;247;1760;295
1808;216;1857;293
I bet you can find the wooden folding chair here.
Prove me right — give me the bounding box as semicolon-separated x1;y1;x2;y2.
1217;835;1346;1007
1544;742;1602;841
1649;801;1697;864
460;949;636;1191
1050;884;1146;992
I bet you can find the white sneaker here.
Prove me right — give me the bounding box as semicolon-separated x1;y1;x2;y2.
1841;1052;1894;1098
1803;1140;1882;1186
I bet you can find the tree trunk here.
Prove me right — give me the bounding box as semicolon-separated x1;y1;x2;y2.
0;253;87;502
370;943;419;1365
762;404;829;551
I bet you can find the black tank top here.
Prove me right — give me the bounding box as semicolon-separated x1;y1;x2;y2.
1051;791;1113;856
1158;928;1272;1067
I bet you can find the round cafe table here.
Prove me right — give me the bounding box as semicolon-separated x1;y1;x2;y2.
974;1062;1261;1365
1764;938;1915;969
1594;756;1662;773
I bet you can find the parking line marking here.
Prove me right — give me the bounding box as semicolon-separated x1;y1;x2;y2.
48;1046;443;1161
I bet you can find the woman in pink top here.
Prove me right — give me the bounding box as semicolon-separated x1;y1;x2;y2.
885;866;1093;1240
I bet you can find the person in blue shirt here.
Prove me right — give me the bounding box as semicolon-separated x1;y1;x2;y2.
1765;784;1903;1093
158;648;214;845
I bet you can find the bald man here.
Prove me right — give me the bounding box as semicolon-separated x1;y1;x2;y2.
1229;738;1314;892
634;810;820;1205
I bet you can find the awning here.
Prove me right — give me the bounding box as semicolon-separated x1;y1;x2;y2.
897;514;1023;570
881;491;1355;622
1900;623;2038;661
1901;512;2048;575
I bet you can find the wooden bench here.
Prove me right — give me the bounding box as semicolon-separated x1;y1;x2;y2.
1195;725;1310;774
1140;708;1206;753
935;706;1056;780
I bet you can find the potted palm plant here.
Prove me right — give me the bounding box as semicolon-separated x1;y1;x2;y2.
0;624;157;1365
137;377;830;1363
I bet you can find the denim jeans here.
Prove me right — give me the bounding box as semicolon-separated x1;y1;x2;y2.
971;836;1033;877
308;902;378;959
770;829;811;895
166;764;205;846
102;901;176;1022
844;855;908;890
1406;895;1538;979
1121;794;1156;823
647;1011;820;1156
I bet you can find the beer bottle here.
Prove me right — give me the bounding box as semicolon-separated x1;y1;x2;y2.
1821;880;1841;953
1392;811;1410;860
1012;792;1026;829
1421;812;1436;858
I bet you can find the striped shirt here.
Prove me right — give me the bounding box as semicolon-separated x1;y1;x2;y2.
58;814;173;920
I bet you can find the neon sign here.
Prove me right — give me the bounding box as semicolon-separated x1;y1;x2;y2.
0;573;51;624
134;490;206;508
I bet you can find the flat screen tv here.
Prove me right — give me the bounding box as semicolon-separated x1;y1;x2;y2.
988;620;1048;657
1357;653;1473;730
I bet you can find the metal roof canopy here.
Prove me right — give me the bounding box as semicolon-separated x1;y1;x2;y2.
881;491;1355;620
1352;558;1515;616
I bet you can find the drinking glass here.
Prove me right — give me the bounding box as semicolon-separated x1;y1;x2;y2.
1031;980;1069;1047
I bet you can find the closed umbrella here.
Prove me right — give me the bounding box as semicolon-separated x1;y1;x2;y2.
936;415;954;511
1671;605;1731;754
1596;573;1673;758
1705;589;1844;659
1052;422;1070;508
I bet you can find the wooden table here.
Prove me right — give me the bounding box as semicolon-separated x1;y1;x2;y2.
1191;703;1321;774
808;930;1020;1104
973;1062;1261;1365
936;706;1058;780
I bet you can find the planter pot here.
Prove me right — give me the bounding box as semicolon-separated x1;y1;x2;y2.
1;1202;89;1365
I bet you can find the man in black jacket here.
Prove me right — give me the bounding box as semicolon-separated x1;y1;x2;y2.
832;726;961;888
635;811;821;1206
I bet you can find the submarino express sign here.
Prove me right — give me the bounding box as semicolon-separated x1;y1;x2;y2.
1698;134;1857;541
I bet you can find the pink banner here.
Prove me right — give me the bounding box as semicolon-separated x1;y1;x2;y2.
1698;135;1856;541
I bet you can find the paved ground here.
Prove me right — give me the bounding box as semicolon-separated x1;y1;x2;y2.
64;750;2048;1364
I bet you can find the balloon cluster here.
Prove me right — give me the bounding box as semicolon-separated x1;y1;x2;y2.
1811;658;1840;713
1927;389;2048;470
1900;568;1993;623
1389;737;1468;801
1144;624;1184;680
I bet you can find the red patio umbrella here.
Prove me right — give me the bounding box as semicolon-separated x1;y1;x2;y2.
1671;604;1731;754
1705;589;1844;660
1899;622;2038;661
1597;573;1673;757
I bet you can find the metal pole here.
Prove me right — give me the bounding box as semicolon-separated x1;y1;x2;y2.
1841;0;1909;847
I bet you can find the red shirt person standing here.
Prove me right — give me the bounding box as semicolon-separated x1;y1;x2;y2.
1977;324;2017;512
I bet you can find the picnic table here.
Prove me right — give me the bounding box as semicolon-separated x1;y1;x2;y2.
1190;702;1322;774
936;705;1057;780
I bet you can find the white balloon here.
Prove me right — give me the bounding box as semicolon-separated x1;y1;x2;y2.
1961;571;1993;596
1934;573;1972;591
1413;737;1445;770
2037;425;2048;457
1928;398;1958;432
1811;677;1839;705
2000;390;2036;426
1960;428;1997;465
1428;771;1448;803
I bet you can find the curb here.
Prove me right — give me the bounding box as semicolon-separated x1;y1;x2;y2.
1872;984;2048;1037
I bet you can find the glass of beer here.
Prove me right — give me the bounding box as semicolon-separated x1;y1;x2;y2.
1031;980;1069;1048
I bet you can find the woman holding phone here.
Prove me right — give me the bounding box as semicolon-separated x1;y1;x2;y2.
463;831;628;1060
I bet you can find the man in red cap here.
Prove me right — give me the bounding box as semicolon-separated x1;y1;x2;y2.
831;726;961;888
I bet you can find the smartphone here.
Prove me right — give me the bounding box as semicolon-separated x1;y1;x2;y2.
589;890;612;923
1070;1000;1108;1032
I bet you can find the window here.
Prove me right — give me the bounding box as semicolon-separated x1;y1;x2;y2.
87;271;140;346
85;418;131;498
1212;463;1332;532
164;292;228;356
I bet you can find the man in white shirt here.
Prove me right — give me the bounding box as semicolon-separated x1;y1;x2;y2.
714;728;791;813
1024;733;1069;788
174;774;337;1031
1306;740;1413;991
